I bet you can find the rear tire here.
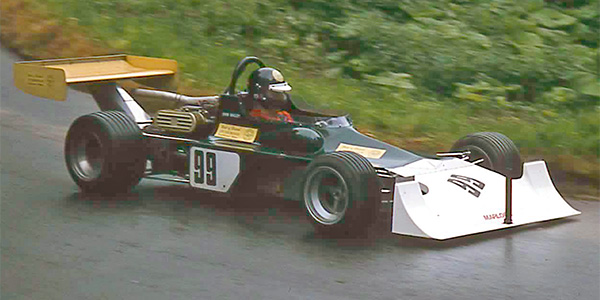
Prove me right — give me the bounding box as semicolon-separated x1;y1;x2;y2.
65;111;146;193
303;152;381;235
451;132;522;178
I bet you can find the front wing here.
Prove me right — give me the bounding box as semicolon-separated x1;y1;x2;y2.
391;161;580;240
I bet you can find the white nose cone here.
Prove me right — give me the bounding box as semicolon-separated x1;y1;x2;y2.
391;161;580;240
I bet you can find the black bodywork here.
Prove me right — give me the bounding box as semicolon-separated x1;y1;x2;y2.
217;92;422;169
144;87;420;202
143;57;424;201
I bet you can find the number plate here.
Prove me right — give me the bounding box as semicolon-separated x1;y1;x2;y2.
189;147;240;192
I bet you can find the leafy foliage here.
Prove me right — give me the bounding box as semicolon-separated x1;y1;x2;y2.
10;0;600;175
37;0;598;103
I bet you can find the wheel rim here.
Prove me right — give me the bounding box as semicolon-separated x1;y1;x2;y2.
69;132;104;180
304;166;349;225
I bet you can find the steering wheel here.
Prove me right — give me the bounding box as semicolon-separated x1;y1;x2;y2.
224;56;266;95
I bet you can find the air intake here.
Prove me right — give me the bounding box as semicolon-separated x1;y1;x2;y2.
155;110;202;133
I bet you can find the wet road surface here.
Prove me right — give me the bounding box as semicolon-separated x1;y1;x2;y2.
1;49;599;300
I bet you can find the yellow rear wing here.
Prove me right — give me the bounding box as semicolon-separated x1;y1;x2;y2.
14;54;177;101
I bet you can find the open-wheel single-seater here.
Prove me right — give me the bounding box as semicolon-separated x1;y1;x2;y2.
14;54;580;239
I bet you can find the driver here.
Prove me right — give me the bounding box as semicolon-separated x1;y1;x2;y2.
247;67;294;123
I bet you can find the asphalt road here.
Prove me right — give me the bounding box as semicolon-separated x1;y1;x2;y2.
1;48;599;300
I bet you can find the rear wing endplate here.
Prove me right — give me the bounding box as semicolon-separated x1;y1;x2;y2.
14;54;177;101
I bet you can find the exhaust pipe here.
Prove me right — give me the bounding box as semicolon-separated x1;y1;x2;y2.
131;88;218;106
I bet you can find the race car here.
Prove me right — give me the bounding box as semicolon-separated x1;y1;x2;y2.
13;55;580;239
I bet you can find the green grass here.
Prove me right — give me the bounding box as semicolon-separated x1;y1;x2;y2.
3;0;599;180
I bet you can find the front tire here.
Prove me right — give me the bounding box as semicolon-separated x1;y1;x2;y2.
303;152;381;235
65;111;146;193
450;132;522;178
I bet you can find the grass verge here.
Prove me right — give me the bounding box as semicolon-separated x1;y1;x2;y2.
1;0;597;198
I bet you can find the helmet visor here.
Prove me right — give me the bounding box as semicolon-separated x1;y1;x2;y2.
269;82;292;93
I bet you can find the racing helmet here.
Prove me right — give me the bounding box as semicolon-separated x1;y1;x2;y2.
248;67;292;109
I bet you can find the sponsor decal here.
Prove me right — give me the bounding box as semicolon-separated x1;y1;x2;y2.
335;143;387;159
222;111;241;118
483;212;505;221
47;74;55;88
214;123;258;143
447;174;485;197
27;73;46;87
272;69;284;82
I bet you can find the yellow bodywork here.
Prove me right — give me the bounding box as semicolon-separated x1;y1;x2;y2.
14;54;177;101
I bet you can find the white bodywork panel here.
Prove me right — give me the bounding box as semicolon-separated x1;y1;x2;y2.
116;87;152;124
391;160;580;240
189;147;240;192
389;157;473;177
